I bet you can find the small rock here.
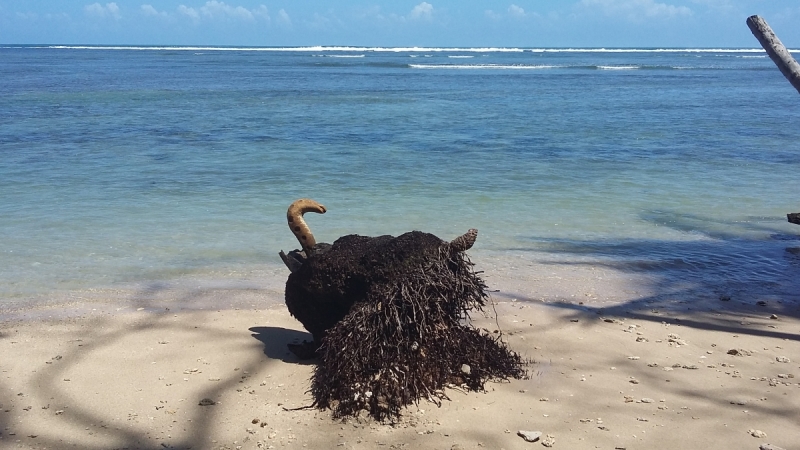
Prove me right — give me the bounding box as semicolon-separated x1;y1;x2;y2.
756;301;767;306
640;398;655;403
769;314;778;320
760;445;786;450
517;430;542;442
451;445;464;450
727;349;751;356
541;434;555;447
198;398;216;406
729;399;747;406
460;364;471;375
627;356;640;360
776;356;790;363
748;429;767;438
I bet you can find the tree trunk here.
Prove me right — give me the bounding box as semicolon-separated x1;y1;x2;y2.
746;15;800;95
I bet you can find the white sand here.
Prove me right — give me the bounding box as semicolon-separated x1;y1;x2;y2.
1;261;799;450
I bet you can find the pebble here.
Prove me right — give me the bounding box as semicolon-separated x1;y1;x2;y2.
775;356;790;363
541;434;555;447
640;398;655;403
198;398;216;406
460;364;471;375
727;349;751;356
517;430;542;442
760;445;786;450
749;429;767;438
769;314;778;320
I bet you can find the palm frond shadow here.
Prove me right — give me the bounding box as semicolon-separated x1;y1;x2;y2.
503;210;800;338
7;282;291;450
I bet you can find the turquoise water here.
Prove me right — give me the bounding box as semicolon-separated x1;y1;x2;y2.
1;46;799;308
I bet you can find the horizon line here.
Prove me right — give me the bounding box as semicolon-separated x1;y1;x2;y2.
2;45;793;53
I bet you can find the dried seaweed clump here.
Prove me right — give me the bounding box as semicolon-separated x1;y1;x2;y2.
308;231;526;421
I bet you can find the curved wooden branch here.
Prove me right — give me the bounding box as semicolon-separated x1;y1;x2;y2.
449;228;478;253
287;199;327;253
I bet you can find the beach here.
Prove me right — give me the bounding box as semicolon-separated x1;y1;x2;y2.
2;259;799;450
2;46;799;449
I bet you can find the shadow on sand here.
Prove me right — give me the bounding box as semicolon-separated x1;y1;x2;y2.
0;281;305;450
249;326;317;364
504;210;800;340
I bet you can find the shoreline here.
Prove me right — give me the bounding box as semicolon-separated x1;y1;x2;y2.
5;239;799;325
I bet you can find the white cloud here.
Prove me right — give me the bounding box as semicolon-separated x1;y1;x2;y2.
484;9;502;20
358;6;386;21
277;8;291;26
409;2;434;21
200;1;254;21
579;0;692;20
85;2;121;20
141;4;168;18
177;2;270;23
177;4;200;21
508;4;526;18
252;5;270;22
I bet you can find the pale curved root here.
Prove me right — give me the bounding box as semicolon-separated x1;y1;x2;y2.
287;199;327;253
449;228;478;253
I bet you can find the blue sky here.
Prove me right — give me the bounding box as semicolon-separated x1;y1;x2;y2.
1;0;799;47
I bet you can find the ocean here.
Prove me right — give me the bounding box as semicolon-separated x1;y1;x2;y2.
1;46;799;314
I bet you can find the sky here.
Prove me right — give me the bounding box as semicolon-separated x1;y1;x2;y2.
1;0;799;48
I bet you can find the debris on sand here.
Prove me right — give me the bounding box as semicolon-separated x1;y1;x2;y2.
280;200;526;420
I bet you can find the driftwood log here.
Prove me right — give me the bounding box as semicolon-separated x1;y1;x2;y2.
746;15;800;95
279;199;526;420
746;16;800;224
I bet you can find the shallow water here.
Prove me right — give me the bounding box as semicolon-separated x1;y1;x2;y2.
1;46;799;310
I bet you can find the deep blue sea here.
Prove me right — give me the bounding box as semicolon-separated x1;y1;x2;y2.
1;46;799;312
